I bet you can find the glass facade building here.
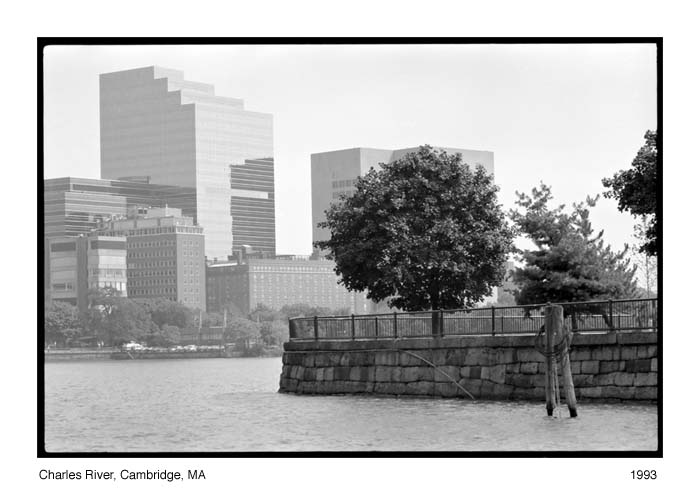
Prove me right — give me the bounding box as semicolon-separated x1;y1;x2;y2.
44;177;196;239
230;157;276;255
100;66;274;260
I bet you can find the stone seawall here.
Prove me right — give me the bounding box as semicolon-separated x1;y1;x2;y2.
279;331;657;401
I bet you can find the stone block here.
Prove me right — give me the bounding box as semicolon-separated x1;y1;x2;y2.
302;367;315;381
479;381;496;398
634;372;657;387
339;352;352;366
569;360;581;374
651;358;658;372
314;353;330;367
612;372;635;386
497;348;518;364
436;382;460;398
581;360;600;374
599;361;619;373
647;345;658;358
538;362;547;374
459;378;480;395
592;347;615;361
334;366;352;381
570;349;591;361
328;353;342;366
323;367;334;381
617;331;657;345
431;349;448;366
573;374;595;387
300;381;315;394
626;359;652;373
402;366;432;382
579;386;603;398
375;382;406;396
374;366;393;382
445;348;465;366
520;362;538;375
315;368;325;381
436;366;461;383
406;381;434;396
482;364;506;384
602;386;635;400
285;352;303;365
517;349;541;363
597;373;615;386
280;364;291;377
506;374;534;388
349;352;371;366
621;347;637;360
349;366;369;382
492;383;515;399
469;366;482;379
374;351;399;366
399;352;424;367
375;351;398;366
463;349;482;366
506;363;520;373
634;387;657;400
303;354;315;367
279;378;297;392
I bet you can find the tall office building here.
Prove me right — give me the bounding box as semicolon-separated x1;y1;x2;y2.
97;207;206;310
44;177;196;239
310;146;494;246
99;66;274;260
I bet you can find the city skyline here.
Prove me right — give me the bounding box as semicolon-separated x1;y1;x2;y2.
44;44;657;256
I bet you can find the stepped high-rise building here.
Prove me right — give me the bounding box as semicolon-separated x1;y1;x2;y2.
100;66;275;260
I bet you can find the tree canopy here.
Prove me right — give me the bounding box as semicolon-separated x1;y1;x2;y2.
602;130;658;256
509;183;640;306
315;145;515;311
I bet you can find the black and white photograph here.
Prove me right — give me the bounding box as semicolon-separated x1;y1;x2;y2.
39;40;660;456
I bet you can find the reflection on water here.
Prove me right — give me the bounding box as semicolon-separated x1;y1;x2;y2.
44;358;657;452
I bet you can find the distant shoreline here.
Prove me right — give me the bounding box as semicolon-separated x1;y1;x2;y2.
44;348;283;362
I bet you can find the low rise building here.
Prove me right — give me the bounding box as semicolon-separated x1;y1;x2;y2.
46;234;128;312
206;256;371;315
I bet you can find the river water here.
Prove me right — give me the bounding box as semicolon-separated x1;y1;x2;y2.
44;357;657;452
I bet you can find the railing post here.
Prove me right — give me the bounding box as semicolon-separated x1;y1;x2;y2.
313;316;318;341
393;312;398;339
491;305;496;336
609;299;614;330
439;310;444;337
351;314;355;340
375;316;379;339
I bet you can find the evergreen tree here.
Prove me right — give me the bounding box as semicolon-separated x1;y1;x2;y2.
509;183;640;312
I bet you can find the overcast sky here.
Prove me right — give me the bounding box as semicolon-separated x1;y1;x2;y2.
43;43;657;256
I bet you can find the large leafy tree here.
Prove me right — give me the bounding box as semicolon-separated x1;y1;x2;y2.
509;183;640;309
44;301;82;347
315;145;515;312
602;130;658;256
83;288;153;345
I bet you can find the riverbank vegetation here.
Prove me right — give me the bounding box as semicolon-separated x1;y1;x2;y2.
44;293;349;352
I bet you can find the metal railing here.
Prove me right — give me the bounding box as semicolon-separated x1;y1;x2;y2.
288;298;658;341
